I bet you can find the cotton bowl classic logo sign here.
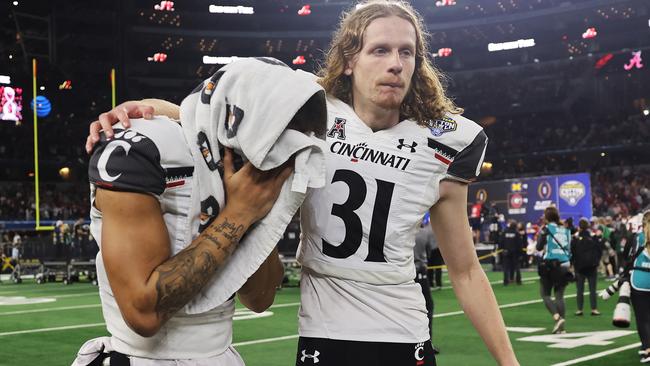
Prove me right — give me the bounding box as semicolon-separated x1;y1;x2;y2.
559;180;585;206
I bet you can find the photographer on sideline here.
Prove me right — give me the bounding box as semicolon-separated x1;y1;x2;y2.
537;206;573;334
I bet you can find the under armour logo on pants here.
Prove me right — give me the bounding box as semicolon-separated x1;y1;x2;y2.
301;349;320;364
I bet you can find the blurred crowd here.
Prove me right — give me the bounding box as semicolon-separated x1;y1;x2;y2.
0;182;89;221
592;167;650;217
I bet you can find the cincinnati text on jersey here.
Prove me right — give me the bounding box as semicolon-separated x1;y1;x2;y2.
330;141;412;171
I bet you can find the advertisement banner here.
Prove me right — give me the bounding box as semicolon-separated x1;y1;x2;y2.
468;173;593;224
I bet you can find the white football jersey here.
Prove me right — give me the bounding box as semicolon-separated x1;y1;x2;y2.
297;96;487;342
89;117;236;359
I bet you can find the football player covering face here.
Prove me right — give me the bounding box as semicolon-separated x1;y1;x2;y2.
345;15;416;131
86;2;519;366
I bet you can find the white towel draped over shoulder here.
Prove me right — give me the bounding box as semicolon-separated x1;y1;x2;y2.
179;57;327;314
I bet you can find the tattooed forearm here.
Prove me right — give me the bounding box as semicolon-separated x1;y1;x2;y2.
152;216;248;321
213;218;245;242
154;246;219;320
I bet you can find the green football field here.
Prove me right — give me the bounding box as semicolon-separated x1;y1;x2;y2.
0;269;643;366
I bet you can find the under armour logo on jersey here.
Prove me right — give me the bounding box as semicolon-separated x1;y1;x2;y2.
326;117;346;140
97;130;148;182
397;139;417;153
300;349;320;364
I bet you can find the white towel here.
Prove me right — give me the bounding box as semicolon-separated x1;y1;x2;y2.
179;57;327;314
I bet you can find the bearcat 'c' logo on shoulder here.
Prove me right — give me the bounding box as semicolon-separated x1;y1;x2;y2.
327;117;346;140
97;129;148;182
428;116;457;137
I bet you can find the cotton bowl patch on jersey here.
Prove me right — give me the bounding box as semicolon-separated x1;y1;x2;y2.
428;116;457;137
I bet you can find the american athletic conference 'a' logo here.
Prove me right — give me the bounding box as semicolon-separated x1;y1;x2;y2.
326;117;346;140
97;129;148;182
559;180;586;207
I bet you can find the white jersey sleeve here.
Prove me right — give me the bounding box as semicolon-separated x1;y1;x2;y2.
425;113;488;183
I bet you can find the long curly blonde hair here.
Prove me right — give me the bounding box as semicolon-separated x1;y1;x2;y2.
317;0;462;126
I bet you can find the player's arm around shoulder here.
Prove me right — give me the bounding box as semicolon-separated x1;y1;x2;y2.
87;99;180;151
430;180;520;366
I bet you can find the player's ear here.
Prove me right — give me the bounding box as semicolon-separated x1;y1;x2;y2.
344;57;356;76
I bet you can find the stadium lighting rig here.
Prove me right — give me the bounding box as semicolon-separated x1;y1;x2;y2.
435;0;456;7
147;52;168;62
582;27;597;39
298;5;311;16
435;48;452;57
154;1;175;11
292;55;306;65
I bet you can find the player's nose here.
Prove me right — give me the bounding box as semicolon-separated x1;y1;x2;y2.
387;50;403;75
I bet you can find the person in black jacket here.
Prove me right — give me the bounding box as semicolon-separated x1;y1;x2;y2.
500;220;522;286
571;218;604;316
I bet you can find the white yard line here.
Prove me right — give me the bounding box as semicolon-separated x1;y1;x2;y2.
0;286;97;295
550;342;642;366
0;304;101;316
51;292;99;299
233;334;300;347
269;302;300;309
0;323;106;336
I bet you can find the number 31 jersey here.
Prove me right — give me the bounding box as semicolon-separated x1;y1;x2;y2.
296;96;487;342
